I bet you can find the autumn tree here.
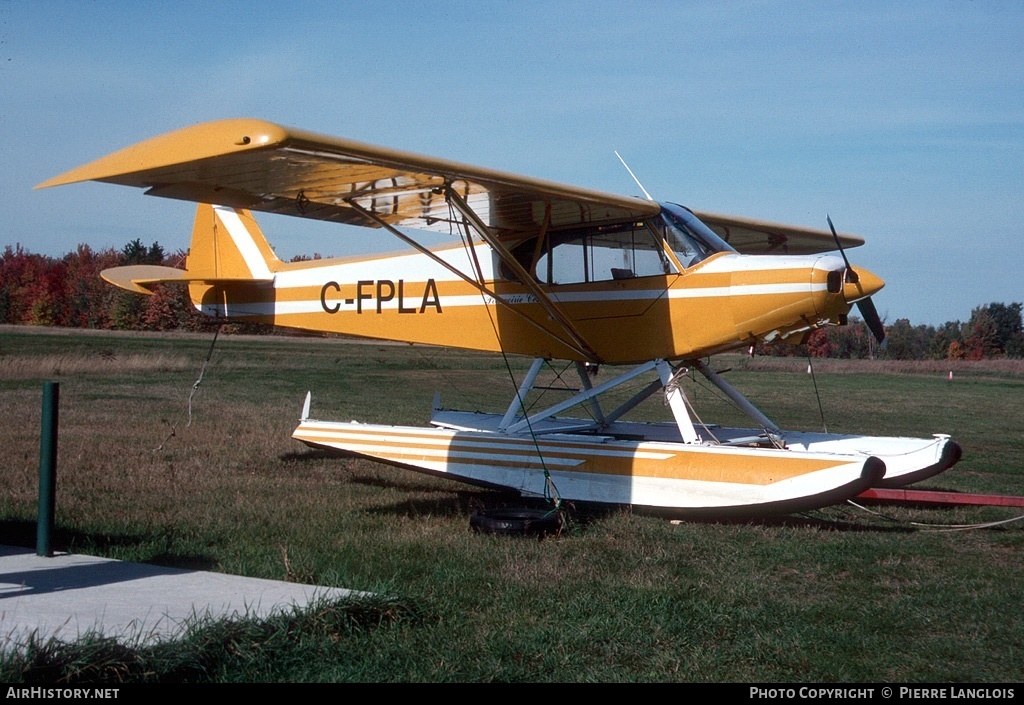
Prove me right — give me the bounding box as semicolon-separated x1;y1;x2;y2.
983;302;1024;357
963;308;999;360
929;320;963;360
109;239;169;329
877;319;934;361
805;328;831;358
62;244;121;328
826;318;873;359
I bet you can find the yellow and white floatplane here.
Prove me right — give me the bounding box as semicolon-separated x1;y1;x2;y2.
39;119;961;518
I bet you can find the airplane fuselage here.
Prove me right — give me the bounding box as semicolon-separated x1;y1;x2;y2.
189;235;871;364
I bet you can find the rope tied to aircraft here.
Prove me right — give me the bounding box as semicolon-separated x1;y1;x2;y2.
806;354;829;434
187;324;221;427
153;323;222;452
663;364;722;444
845;499;1024;531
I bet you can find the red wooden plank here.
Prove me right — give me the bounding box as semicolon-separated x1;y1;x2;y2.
857;488;1024;508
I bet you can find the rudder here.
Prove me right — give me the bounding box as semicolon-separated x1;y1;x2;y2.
186;204;281;280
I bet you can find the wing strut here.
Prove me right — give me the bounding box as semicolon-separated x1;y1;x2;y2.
444;186;602;363
345;199;597;361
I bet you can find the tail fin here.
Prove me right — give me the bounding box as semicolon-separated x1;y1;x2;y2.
101;204;277;295
186;204;280;280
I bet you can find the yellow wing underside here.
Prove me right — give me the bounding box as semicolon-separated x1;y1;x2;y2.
37;118;861;254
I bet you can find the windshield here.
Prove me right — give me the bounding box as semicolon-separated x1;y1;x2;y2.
659;202;736;267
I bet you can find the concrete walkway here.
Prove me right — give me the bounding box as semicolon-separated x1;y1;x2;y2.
0;545;353;650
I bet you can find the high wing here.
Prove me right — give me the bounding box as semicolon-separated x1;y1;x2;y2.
36;118;859;253
35;118;658;243
694;211;864;254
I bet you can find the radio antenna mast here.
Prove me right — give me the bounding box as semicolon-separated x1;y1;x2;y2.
614;151;654;201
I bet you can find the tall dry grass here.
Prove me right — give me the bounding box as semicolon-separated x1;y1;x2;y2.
0;353;195;379
737;355;1024;376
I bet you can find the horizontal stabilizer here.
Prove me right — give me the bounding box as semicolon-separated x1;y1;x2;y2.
100;265;271;295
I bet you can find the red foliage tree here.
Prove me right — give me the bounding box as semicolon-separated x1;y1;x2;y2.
963;308;1001;360
805;329;831;358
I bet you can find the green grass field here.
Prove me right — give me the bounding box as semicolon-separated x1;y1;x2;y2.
2;326;1023;682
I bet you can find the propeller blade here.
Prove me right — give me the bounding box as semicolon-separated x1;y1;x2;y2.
857;296;886;344
827;214;858;283
828;215;885;344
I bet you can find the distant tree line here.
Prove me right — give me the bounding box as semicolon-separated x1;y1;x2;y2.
757;302;1023;361
2;241;1022;359
2;240;220;333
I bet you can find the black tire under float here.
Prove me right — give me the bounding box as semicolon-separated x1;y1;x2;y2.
469;507;562;537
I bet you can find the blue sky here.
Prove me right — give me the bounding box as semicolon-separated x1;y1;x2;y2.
2;0;1021;325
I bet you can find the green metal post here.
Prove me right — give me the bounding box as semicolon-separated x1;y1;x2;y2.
37;381;59;557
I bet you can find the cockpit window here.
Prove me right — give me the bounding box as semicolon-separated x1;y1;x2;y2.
532;220;674;285
659;202;736;268
504;205;735;284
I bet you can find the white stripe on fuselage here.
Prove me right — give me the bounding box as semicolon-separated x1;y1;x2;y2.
273;243;490;289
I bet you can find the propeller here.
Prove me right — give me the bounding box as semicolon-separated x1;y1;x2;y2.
827;215;886;344
856;295;886;346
